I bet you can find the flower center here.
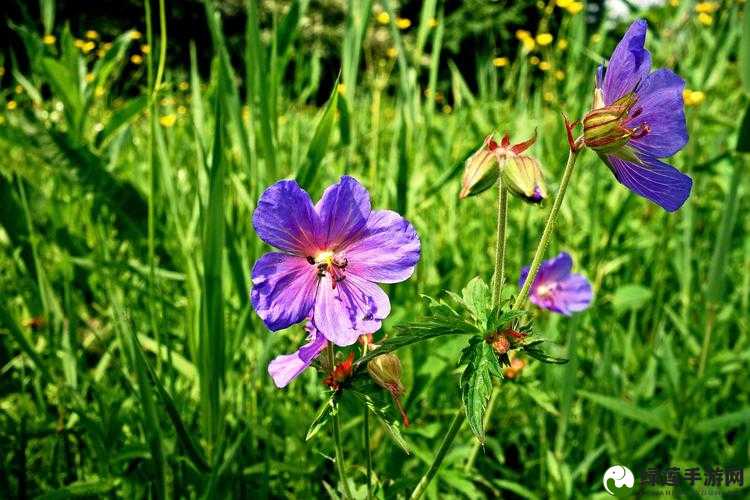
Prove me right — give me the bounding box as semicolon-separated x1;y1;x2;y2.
307;250;348;289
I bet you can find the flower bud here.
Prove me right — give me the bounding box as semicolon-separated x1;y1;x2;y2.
460;136;500;198
500;154;547;204
583;90;647;164
367;352;404;397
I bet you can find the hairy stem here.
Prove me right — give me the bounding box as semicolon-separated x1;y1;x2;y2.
513;149;579;309
491;180;509;308
409;410;465;500
327;344;354;499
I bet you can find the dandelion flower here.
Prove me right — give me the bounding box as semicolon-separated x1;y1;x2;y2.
697;13;713;26
566;2;584;14
519;252;593;315
43;34;56;45
141;44;151;54
7;100;17;111
396;17;411;29
130;54;143;65
376;12;390;24
539;61;551;71
85;30;99;40
695;1;719;13
536;33;554;46
683;89;705;107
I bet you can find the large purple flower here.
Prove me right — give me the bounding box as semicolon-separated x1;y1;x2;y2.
267;322;327;388
583;19;692;212
519;252;593;315
251;175;420;346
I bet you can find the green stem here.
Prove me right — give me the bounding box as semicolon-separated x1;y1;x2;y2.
513;149;579;310
491;181;509;308
328;345;354;500
364;405;373;500
409;410;465;500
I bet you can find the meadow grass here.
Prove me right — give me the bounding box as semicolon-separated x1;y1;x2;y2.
0;0;749;497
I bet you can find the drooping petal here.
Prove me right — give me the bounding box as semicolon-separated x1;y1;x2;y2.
251;252;318;331
316;176;371;250
343;210;421;284
605;154;692;212
252;180;322;255
313;273;391;346
629;69;688;158
267;328;327;388
602;19;652;105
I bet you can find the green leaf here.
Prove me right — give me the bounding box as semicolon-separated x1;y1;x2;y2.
523;346;568;364
306;394;335;441
694;408;750;434
41;57;83;132
611;284;652;313
296;76;340;190
94;96;148;148
461;276;491;325
578;390;676;435
460;340;502;442
36;478;119;499
741;3;750;94
737;103;750;153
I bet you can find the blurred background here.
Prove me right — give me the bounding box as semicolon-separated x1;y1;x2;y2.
0;0;748;498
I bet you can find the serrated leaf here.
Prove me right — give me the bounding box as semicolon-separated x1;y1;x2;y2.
306;393;336;441
461;341;501;441
461;276;491;324
487;306;527;331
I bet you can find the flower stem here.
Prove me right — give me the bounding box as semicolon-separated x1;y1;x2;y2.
327;344;354;499
513;149;579;310
362;339;373;500
491;180;509;308
409;410;465;500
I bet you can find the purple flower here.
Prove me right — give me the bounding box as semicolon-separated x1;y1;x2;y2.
583;19;692;212
519;252;593;315
251;175;420;346
267;322;327;388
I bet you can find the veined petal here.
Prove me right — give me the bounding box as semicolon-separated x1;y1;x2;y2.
313;274;390;346
519;252;573;291
629;69;688;158
253;180;322;255
553;273;594;315
602;19;652;105
605;154;692;212
316;176;371;250
251;253;318;331
267;329;327;388
343;210;421;284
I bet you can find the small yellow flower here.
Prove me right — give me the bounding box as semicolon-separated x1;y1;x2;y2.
683;89;705;106
159;114;177;127
516;30;532;40
557;38;568;50
130;54;143;65
85;30;99;40
557;0;572;7
536;33;554;46
529;55;540;65
386;47;398;59
591;33;603;44
521;37;536;51
544;91;555;102
555;69;565;80
177;105;188;115
85;72;95;83
565;2;584;14
669;0;679;6
337;83;346;95
242;105;250;122
376;12;390;24
442;104;452;114
396;17;411;29
141;44;151;54
95;86;105;97
493;56;509;67
539;60;551;71
103;42;112;51
7;100;17;111
160;97;176;106
82;41;96;54
428;18;439;28
15;85;23;94
43;34;56;45
74;38;85;48
178;81;190;91
697;12;713;25
130;30;142;40
695;1;719;13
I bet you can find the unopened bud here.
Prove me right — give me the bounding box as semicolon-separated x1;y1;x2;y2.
583;90;646;163
501;154;547;204
367;352;404;396
460;136;500;198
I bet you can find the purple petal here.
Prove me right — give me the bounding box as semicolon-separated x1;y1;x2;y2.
535;252;573;286
602;19;652;105
251;252;318;331
313;274;390;346
629;69;688;158
343;210;421;284
267;327;327;388
529;273;593;315
316;176;371;250
606;154;692;212
253;180;322;255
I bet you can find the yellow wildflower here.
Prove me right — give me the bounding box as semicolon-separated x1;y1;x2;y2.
669;0;679;6
159;114;177;127
536;33;554;46
544;91;555;102
516;29;532;40
85;30;99;40
178;81;190;91
695;1;719;13
566;2;584;14
95;86;105;97
7;100;17;110
43;34;56;45
130;54;143;65
557;0;573;7
386;47;398;59
493;56;509;67
428;18;439;28
337;83;346;95
130;30;142;40
141;44;151;54
539;60;551;71
74;39;85;48
396;17;411;29
82;41;96;54
376;12;390;24
15;85;23;94
177;105;188;115
85;72;95;83
442;104;452;114
683;89;705;107
557;38;568;50
697;13;713;25
529;55;540;65
591;33;602;44
555;70;565;81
